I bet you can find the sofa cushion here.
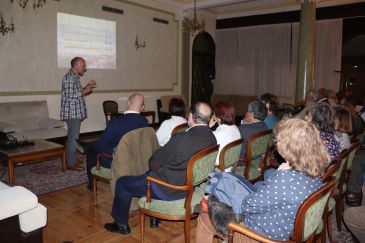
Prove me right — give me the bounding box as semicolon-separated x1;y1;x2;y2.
0;101;49;122
38;118;65;129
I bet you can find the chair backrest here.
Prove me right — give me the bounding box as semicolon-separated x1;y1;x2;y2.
218;138;243;171
102;100;118;123
110;127;160;193
228;177;336;243
171;123;189;137
351;129;365;144
187;144;219;187
321;162;339;183
183;144;219;215
346;142;360;171
244;129;272;180
292;177;336;242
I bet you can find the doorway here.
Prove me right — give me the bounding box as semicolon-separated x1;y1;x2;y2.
191;31;216;105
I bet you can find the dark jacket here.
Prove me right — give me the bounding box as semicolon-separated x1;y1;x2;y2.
93;113;148;154
149;125;217;198
239;122;268;158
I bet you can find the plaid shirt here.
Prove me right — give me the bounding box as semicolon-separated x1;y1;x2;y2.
60;70;87;120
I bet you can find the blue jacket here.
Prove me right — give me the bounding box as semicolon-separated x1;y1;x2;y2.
93;113;148;155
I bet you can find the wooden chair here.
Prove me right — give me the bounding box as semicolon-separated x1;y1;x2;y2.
91;127;159;206
350;128;364;144
217;138;243;172
102;100;118;123
324;142;359;241
237;130;272;182
138;144;219;243
141;110;156;129
316;161;339;242
228;177;336;243
171;123;189;137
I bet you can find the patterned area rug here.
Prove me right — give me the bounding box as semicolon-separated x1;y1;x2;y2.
0;154;87;195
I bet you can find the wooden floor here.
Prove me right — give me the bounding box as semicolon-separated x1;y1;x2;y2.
39;182;199;243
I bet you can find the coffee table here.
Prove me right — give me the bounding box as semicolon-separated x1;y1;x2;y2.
0;139;65;185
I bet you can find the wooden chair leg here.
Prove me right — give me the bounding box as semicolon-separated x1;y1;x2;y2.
93;177;97;206
184;217;190;243
327;213;333;242
140;211;145;242
335;199;342;232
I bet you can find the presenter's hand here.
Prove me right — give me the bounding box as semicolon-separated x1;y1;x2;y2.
88;80;97;88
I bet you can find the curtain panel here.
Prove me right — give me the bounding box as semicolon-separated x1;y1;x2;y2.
215;19;343;98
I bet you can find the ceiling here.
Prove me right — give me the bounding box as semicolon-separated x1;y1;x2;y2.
166;0;365;19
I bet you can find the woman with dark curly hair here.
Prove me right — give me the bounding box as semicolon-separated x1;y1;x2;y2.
305;102;340;160
260;93;279;129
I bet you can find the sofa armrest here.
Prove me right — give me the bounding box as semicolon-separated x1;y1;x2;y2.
38;118;64;129
0;186;38;220
19;203;47;233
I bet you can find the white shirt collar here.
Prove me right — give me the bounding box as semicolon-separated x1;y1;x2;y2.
123;110;140;114
186;123;207;132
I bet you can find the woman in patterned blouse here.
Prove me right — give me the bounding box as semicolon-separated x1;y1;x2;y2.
195;118;330;242
305;102;340;160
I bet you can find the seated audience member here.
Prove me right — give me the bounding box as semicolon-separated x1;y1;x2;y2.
104;102;217;235
210;102;241;168
317;87;329;103
327;89;337;107
305;102;339;160
156;98;187;146
346;151;365;206
335;91;346;106
195;118;328;242
239;101;268;159
295;90;317;119
345;98;365;135
334;106;352;152
344;184;365;242
260;93;279;129
82;93;148;191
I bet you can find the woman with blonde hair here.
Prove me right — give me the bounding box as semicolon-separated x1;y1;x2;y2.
195;118;330;242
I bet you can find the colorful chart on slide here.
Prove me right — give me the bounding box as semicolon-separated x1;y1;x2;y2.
57;13;116;69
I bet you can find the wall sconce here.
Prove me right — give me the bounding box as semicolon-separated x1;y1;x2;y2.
135;35;146;49
0;12;15;36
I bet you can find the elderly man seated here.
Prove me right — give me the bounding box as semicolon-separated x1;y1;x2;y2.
104;102;217;235
238;100;268;159
79;93;148;191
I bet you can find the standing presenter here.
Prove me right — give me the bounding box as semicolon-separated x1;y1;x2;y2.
60;57;96;171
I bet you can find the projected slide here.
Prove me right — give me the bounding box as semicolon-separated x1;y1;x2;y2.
57;13;116;69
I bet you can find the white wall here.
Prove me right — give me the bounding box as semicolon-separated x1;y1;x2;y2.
0;0;187;133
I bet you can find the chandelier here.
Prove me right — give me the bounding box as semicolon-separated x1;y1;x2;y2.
182;0;205;36
10;0;47;9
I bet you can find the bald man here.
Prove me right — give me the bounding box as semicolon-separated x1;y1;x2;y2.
104;102;217;235
61;57;96;170
83;93;148;190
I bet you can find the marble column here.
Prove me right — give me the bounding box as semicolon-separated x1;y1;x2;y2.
295;0;317;103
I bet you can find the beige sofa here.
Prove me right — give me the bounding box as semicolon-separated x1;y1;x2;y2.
0;101;66;140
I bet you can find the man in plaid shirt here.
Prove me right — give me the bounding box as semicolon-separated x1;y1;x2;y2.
61;57;96;170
